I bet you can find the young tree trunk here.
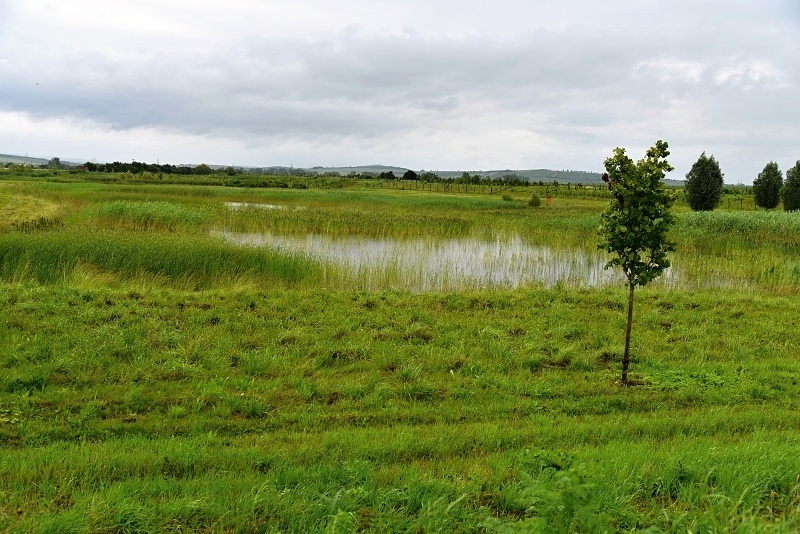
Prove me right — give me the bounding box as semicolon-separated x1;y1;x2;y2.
622;282;635;384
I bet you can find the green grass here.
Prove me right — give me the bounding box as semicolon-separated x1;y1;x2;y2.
82;200;211;231
0;230;321;289
2;286;800;531
1;178;800;531
675;210;800;249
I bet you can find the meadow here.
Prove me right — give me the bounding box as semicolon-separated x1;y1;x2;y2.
1;172;800;532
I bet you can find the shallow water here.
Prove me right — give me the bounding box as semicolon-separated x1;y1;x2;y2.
214;230;751;291
216;230;672;291
225;202;287;211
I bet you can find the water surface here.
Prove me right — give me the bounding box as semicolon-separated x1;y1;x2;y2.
215;231;636;290
214;230;750;291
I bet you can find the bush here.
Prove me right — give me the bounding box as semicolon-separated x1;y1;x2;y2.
528;194;542;207
502;194;513;202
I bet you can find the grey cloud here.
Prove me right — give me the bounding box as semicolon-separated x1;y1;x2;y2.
1;3;797;177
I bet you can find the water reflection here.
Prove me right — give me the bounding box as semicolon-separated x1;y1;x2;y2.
215;230;631;290
226;202;289;211
213;230;750;291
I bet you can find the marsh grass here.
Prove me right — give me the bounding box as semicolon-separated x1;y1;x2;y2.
0;230;321;288
0;186;64;231
2;179;800;530
221;204;476;239
675;210;800;249
83;200;211;231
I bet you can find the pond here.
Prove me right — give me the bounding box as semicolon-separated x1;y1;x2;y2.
212;230;742;292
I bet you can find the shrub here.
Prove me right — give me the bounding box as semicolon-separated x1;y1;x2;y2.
528;194;542;207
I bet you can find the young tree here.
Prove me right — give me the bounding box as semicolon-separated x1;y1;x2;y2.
781;160;800;212
684;152;724;211
598;140;676;384
753;162;783;209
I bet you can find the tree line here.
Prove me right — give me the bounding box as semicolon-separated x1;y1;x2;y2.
80;161;244;176
685;155;800;211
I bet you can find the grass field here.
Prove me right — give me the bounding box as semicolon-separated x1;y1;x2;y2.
1;174;799;532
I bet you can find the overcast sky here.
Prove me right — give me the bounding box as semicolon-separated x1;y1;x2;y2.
1;1;798;182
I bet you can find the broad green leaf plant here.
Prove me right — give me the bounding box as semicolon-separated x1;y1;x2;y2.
599;140;676;384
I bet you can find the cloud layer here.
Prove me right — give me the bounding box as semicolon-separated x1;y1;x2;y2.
1;0;798;181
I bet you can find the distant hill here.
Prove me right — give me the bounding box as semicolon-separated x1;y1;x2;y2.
307;165;606;184
0;154;83;167
0;153;685;185
0;153;52;166
307;165;686;186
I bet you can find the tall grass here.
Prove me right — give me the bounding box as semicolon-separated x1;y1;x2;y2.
675;210;800;249
83;200;211;231
0;187;63;230
0;230;321;288
221;204;477;238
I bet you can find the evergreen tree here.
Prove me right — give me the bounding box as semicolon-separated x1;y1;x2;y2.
781;160;800;211
684;153;724;211
753;162;783;210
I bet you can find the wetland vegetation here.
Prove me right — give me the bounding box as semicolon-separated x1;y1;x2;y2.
1;168;800;531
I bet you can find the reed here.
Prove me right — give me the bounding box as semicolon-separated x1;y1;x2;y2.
674;210;800;249
83;200;211;231
0;230;321;288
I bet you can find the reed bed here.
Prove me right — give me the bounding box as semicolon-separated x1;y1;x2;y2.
0;230;321;288
221;205;477;239
83;200;211;231
675;210;800;249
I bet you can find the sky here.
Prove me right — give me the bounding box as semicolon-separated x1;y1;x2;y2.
0;0;798;183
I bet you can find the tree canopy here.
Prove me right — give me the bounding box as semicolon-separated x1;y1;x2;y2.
781;160;800;212
684;153;724;211
599;140;676;288
753;162;783;210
